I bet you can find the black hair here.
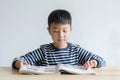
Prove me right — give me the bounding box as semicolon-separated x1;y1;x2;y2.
48;9;72;27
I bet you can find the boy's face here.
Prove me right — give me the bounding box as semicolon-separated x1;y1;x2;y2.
48;23;72;48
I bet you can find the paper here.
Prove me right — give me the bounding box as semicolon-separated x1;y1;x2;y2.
19;65;57;74
19;64;96;75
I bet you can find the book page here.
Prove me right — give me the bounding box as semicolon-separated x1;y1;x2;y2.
19;65;57;74
58;64;96;75
19;64;96;75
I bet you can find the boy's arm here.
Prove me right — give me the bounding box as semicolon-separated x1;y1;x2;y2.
12;48;44;69
77;45;106;68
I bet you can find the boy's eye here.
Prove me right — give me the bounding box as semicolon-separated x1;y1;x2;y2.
63;30;68;33
52;29;68;33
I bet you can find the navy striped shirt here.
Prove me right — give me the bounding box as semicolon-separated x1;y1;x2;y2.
12;42;106;68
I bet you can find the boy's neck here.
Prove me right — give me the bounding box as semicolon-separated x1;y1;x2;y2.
53;43;68;49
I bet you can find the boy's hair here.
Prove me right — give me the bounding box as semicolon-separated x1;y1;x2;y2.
48;9;72;27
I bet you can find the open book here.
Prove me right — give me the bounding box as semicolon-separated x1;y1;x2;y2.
19;64;96;75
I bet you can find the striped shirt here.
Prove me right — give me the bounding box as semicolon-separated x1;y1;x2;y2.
12;42;106;68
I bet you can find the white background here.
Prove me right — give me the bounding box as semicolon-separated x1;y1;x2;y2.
0;0;120;66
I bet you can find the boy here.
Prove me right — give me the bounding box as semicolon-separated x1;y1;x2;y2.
12;9;106;70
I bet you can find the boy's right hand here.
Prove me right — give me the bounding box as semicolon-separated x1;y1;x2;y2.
15;60;28;69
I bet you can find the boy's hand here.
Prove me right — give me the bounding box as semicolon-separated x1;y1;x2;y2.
83;60;97;70
15;60;28;69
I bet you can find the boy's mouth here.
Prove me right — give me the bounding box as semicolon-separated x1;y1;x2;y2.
58;39;65;42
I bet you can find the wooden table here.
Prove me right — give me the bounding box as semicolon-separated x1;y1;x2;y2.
0;66;120;80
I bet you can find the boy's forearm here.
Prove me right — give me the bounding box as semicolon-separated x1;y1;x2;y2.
96;58;106;68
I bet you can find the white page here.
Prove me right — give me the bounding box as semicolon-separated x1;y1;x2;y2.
58;64;96;75
19;65;57;74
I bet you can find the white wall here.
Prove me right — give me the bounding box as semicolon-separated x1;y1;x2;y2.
0;0;120;67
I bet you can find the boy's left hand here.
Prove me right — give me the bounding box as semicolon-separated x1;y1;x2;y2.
83;60;98;70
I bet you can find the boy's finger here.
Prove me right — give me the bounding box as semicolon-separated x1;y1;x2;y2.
84;61;90;70
20;61;28;67
23;61;28;65
91;60;97;67
83;64;87;70
89;61;94;67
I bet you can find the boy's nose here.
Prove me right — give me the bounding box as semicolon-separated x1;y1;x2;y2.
59;31;64;37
